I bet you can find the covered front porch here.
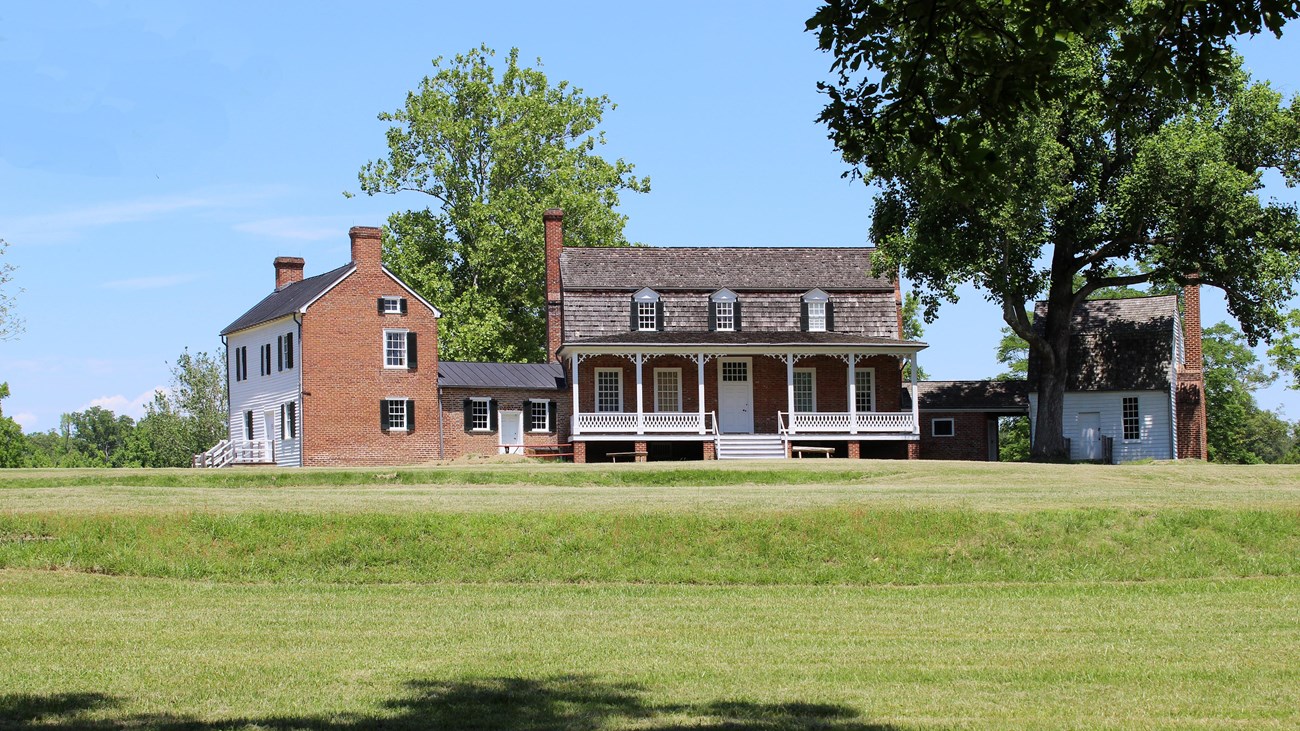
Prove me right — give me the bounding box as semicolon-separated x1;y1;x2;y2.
559;336;926;459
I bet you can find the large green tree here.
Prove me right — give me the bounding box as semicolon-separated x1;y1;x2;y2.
814;15;1300;459
355;45;650;362
1202;321;1300;463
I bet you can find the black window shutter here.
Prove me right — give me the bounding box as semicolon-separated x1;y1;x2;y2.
488;399;499;433
288;402;296;438
547;401;557;434
400;298;408;314
407;332;418;370
380;400;390;432
826;301;836;331
463;399;473;432
277;336;284;372
407;399;416;432
800;300;809;331
377;297;385;314
286;332;294;369
280;404;286;439
707;301;716;331
241;348;248;381
734;300;743;332
629;296;638;331
656;300;665;331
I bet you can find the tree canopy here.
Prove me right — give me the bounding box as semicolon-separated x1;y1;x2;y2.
355;45;650;363
813;8;1300;459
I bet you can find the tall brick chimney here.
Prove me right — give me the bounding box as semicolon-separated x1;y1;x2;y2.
274;257;305;290
350;226;383;269
1182;282;1202;371
544;208;564;362
1176;281;1208;459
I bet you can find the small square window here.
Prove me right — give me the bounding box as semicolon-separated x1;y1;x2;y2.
471;398;491;431
932;418;955;437
721;361;748;382
382;296;403;314
384;330;407;368
530;400;550;432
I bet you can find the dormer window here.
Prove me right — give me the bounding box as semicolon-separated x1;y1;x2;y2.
630;288;663;332
801;289;834;332
709;289;741;332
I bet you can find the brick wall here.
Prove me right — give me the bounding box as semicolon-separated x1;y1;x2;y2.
1176;375;1207;460
300;227;442;466
441;387;571;459
544;209;564;362
918;412;994;461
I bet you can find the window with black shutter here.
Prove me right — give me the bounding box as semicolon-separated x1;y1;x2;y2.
286;332;294;369
277;336;284;372
407;332;417;370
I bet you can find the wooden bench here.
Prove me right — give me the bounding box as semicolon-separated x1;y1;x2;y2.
524;443;574;460
607;450;648;463
791;446;835;458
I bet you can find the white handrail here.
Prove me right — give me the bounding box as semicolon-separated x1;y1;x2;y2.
778;412;914;434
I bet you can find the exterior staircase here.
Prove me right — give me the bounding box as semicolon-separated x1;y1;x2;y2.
715;434;786;460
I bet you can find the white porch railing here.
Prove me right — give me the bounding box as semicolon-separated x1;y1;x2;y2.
575;412;717;434
192;439;273;468
778;412;915;434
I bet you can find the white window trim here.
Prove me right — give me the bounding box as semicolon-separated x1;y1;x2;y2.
807;301;827;333
855;367;877;413
595;367;624;413
381;296;403;314
383;328;409;369
932;417;956;437
469;397;492;432
528;399;550;432
385;398;410;432
793;368;817;413
1122;396;1141;442
714;300;736;332
654;368;683;413
633;288;660;332
637;301;658;332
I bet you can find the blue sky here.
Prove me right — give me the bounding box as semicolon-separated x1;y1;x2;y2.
1;1;1298;433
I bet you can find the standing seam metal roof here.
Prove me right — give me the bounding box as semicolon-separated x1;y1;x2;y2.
220;264;352;335
437;361;566;390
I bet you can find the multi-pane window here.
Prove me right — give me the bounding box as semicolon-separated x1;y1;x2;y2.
470;398;490;431
233;346;248;382
1122;397;1140;440
721;361;748;382
381;296;403;314
807;301;827;332
596;369;623;412
387;399;408;431
384;330;407;368
715;301;735;331
855;369;875;412
793;369;816;412
278;332;294;371
530;400;550;432
655;369;681;412
637;301;657;331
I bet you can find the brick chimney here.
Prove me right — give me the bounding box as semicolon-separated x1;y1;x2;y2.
1182;282;1202;371
544;208;564;362
274;257;305;290
350;226;383;269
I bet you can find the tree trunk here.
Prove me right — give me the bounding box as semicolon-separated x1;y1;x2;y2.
1030;277;1075;462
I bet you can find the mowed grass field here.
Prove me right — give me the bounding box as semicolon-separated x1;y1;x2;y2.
2;460;1298;729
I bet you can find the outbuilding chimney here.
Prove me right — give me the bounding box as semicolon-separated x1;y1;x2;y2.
1182;282;1202;371
350;226;383;269
274;257;305;290
1176;280;1208;460
544;208;564;362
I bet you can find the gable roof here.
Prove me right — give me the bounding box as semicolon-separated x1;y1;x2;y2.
1028;295;1179;391
438;361;566;390
902;380;1030;412
563;330;925;349
221;264;352;335
560;247;893;291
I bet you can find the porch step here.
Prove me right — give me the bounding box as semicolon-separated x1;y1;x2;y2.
715;435;786;460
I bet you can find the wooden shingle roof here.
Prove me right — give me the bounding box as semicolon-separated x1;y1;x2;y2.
559;247;893;291
1028;296;1179;391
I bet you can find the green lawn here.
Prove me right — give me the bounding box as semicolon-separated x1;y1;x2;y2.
2;460;1298;729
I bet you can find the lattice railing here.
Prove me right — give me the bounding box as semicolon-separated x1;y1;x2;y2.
575;412;714;434
780;412;915;434
575;413;639;433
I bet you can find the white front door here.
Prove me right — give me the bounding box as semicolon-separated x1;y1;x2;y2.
717;357;754;433
499;410;524;455
263;410;276;462
1078;411;1102;461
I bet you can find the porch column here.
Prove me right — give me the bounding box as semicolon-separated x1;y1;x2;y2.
786;353;795;434
848;355;858;435
635;352;644;434
571;355;581;436
910;353;920;435
697;352;706;434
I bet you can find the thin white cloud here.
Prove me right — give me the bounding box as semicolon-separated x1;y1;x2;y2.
3;187;289;245
103;274;197;291
234;216;361;241
82;387;165;420
12;412;36;430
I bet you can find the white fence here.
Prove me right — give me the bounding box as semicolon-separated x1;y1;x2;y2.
193;439;272;468
779;412;915;434
574;412;716;434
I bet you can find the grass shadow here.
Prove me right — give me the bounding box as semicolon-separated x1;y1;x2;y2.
0;676;902;730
